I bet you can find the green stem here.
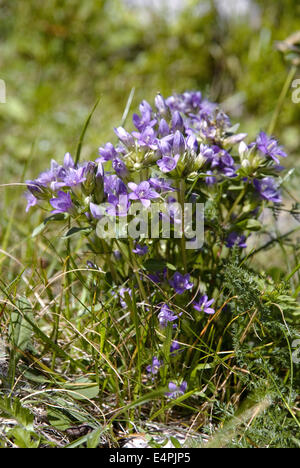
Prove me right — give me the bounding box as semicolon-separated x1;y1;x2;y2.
177;179;187;272
268;65;297;135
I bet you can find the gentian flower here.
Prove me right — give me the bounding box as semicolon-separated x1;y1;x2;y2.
170;341;181;355
106;194;130;217
50;191;74;215
157;154;180;173
96;142;118;163
226;232;247;249
114;126;135;149
256;132;287;164
169;272;193;294
158;119;170;137
133;100;156;132
165;381;187;399
104;175;127;196
128;181;159;208
158;303;180;328
132;126;158;150
146;357;162;377
112;157;128;178
171;111;184;132
118;287;132;308
193;295;215;315
132;243;148;256
172;130;186;155
63;152;75;169
155;93;170;117
24;192;37;212
63;166;86;187
253;177;281;203
148;177;175;192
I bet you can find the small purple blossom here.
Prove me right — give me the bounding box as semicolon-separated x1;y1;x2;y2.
104;175;127;196
165;381;187;399
24;192;37;212
193;295;215;315
112;157;128;178
256;132;287;165
96;142;118;163
114;126;135;149
118;287;132;308
148;177;175;192
226;232;247;249
169;272;193;295
253;177;281;204
63;152;75;169
128;181;159;208
132;126;158;150
50;191;74;215
158;304;180;328
132;243;148;256
170;341;181;355
63;167;86;187
146;357;162;376
157;154;180;173
106;194;130;217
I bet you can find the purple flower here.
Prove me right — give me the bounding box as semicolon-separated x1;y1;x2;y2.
157;154;180;173
173;130;186;155
24;192;37;212
253;177;281;203
147;267;167;285
132;243;148;256
171;111;184;132
205;171;217;185
112;157;128;178
106;194;130;217
90;202;104;219
63;167;86;187
193;295;215;315
170;341;181;355
146;357;162;376
148;177;175;192
118;287;132;308
158;303;180;328
226;232;247;249
256;132;287;165
169;272;193;295
132;126;158;150
155;93;170;117
133;101;156;132
165;381;187;399
50;191;74;215
114;126;135;149
63;152;75;169
96;142;118;163
128;181;159;208
104;175;127;196
158;119;170;137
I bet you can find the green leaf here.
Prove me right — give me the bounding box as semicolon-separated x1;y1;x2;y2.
0;396;34;430
62;226;92;239
236;218;262;231
63;377;99;401
144;259;166;272
86;428;103;448
170;436;182;448
32;213;66;237
7;427;40;448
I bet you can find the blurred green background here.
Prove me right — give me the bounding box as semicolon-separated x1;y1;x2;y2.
0;0;299;263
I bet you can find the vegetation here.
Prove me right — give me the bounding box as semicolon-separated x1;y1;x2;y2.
0;0;299;448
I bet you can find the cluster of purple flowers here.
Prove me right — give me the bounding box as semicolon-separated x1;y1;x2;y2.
25;91;286;225
24;90;289;401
